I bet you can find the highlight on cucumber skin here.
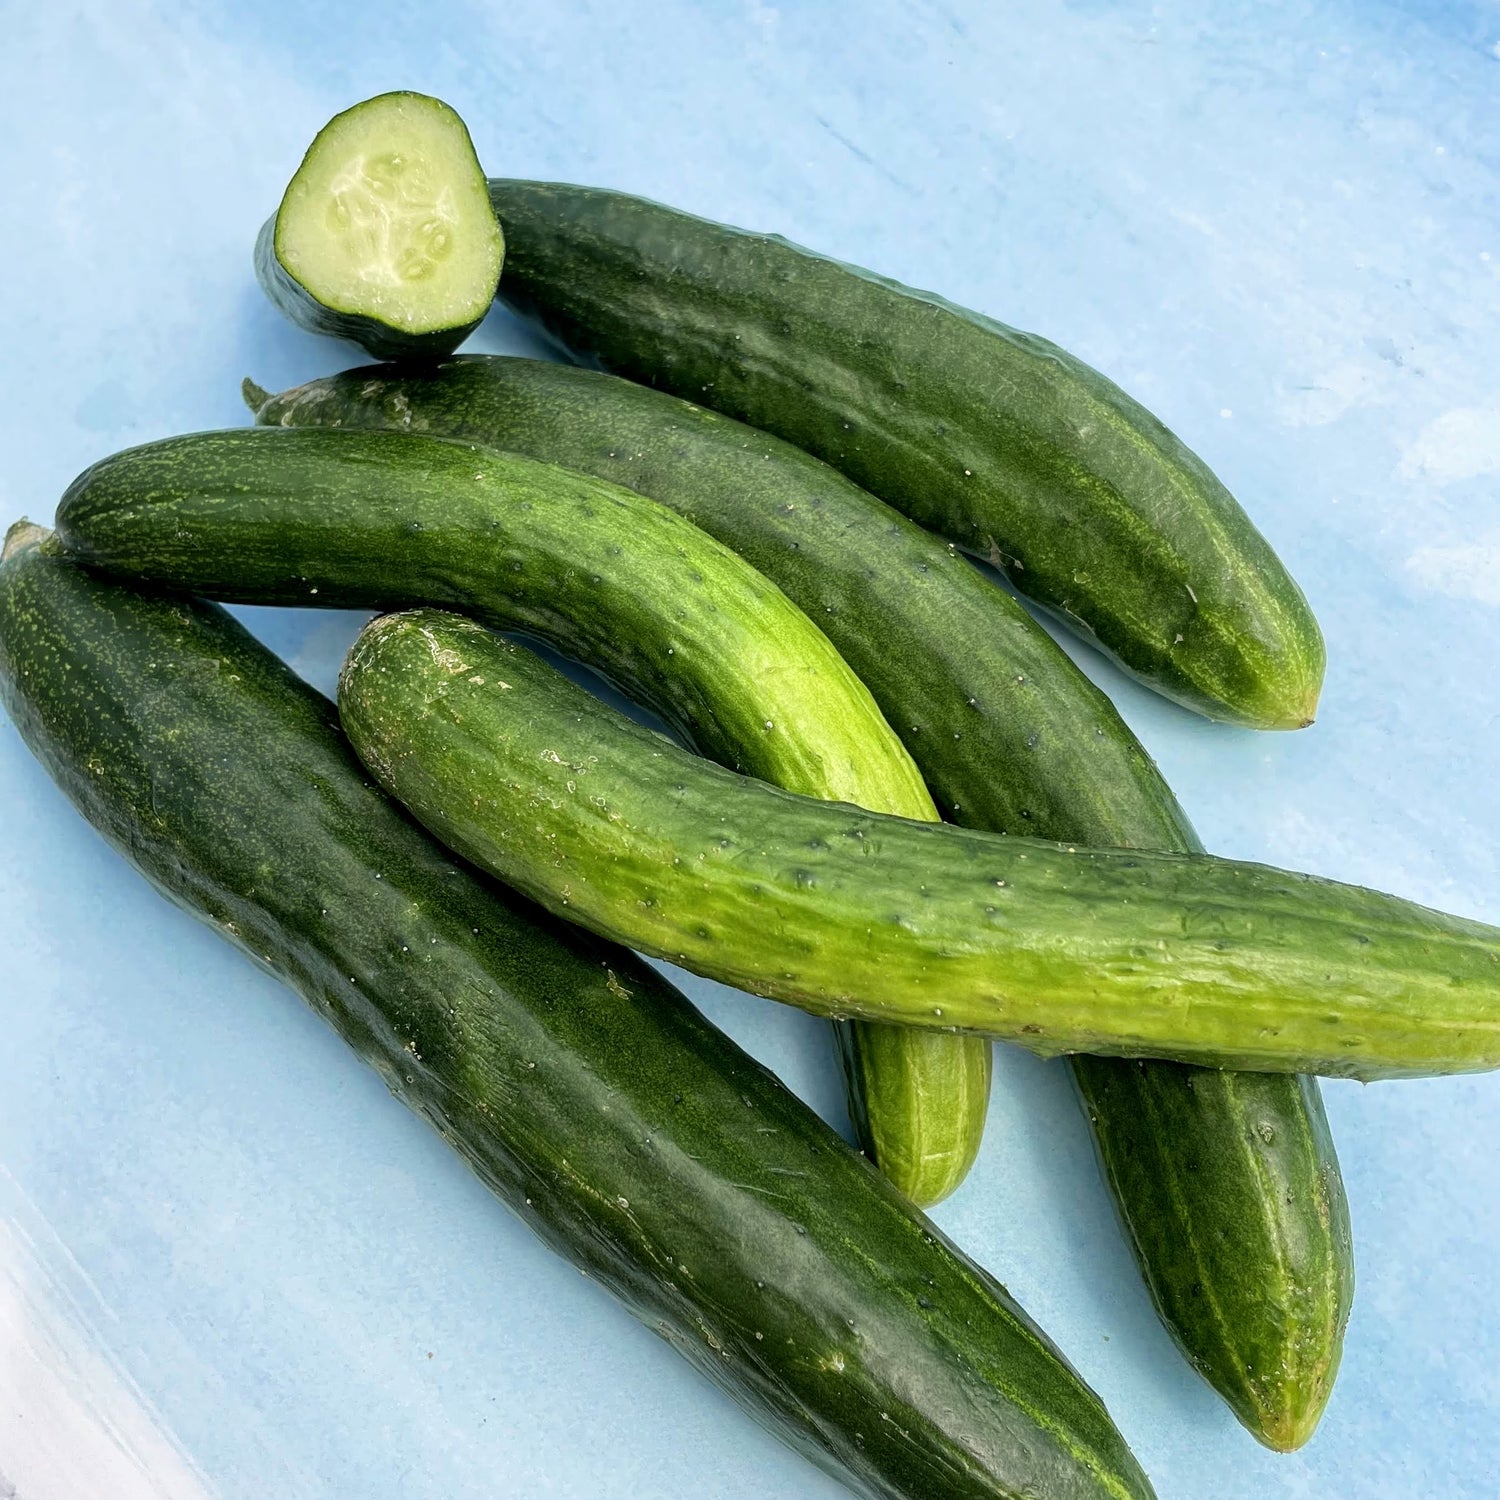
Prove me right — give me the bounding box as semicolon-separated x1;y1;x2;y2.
255;91;504;361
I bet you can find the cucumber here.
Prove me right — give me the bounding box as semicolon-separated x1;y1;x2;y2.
256;93;503;360
0;524;1156;1500
340;608;1500;1080
1075;1062;1351;1450
486;180;1324;730
243;358;1194;845
241;359;1351;1443
52;424;989;1208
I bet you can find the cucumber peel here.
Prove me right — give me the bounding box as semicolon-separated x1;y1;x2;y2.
486;180;1325;729
339;609;1500;1081
240;358;1351;1439
257;92;503;359
0;537;1156;1500
54;422;990;1207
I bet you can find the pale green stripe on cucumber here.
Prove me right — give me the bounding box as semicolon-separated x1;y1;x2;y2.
257;93;503;360
340;608;1500;1080
244;358;1350;1445
54;424;990;1207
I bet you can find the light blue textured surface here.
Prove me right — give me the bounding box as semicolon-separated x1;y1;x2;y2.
1;2;1497;1496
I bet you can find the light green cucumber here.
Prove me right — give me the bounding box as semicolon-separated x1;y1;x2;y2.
54;424;988;1206
339;608;1500;1080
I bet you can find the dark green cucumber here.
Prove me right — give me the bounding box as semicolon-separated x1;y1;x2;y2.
1076;1063;1351;1450
486;180;1324;730
243;358;1350;1442
257;93;504;359
53;427;932;809
0;524;1155;1500
244;358;1194;845
340;608;1500;1079
53;425;988;1208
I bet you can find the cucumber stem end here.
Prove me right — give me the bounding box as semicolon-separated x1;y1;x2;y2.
3;519;50;561
241;378;272;417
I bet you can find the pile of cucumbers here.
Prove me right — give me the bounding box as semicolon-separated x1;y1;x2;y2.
4;90;1498;1500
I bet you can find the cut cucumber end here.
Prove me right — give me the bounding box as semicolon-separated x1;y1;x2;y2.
263;92;503;355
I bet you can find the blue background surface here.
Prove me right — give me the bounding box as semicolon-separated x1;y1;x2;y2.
2;2;1498;1496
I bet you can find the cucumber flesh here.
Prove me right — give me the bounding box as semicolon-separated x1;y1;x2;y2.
258;93;503;359
338;609;1500;1081
0;527;1155;1500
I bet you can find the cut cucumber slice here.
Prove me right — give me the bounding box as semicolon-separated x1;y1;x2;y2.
256;92;503;360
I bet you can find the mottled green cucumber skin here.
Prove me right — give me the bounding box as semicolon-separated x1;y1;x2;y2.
243;361;1350;1439
0;531;1155;1500
54;424;986;1208
341;609;1500;1079
486;180;1325;730
255;216;486;360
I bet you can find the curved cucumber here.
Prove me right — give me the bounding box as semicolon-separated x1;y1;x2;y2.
245;357;1193;846
257;93;503;360
0;527;1154;1500
53;425;988;1207
487;180;1324;730
340;608;1500;1080
245;358;1350;1441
